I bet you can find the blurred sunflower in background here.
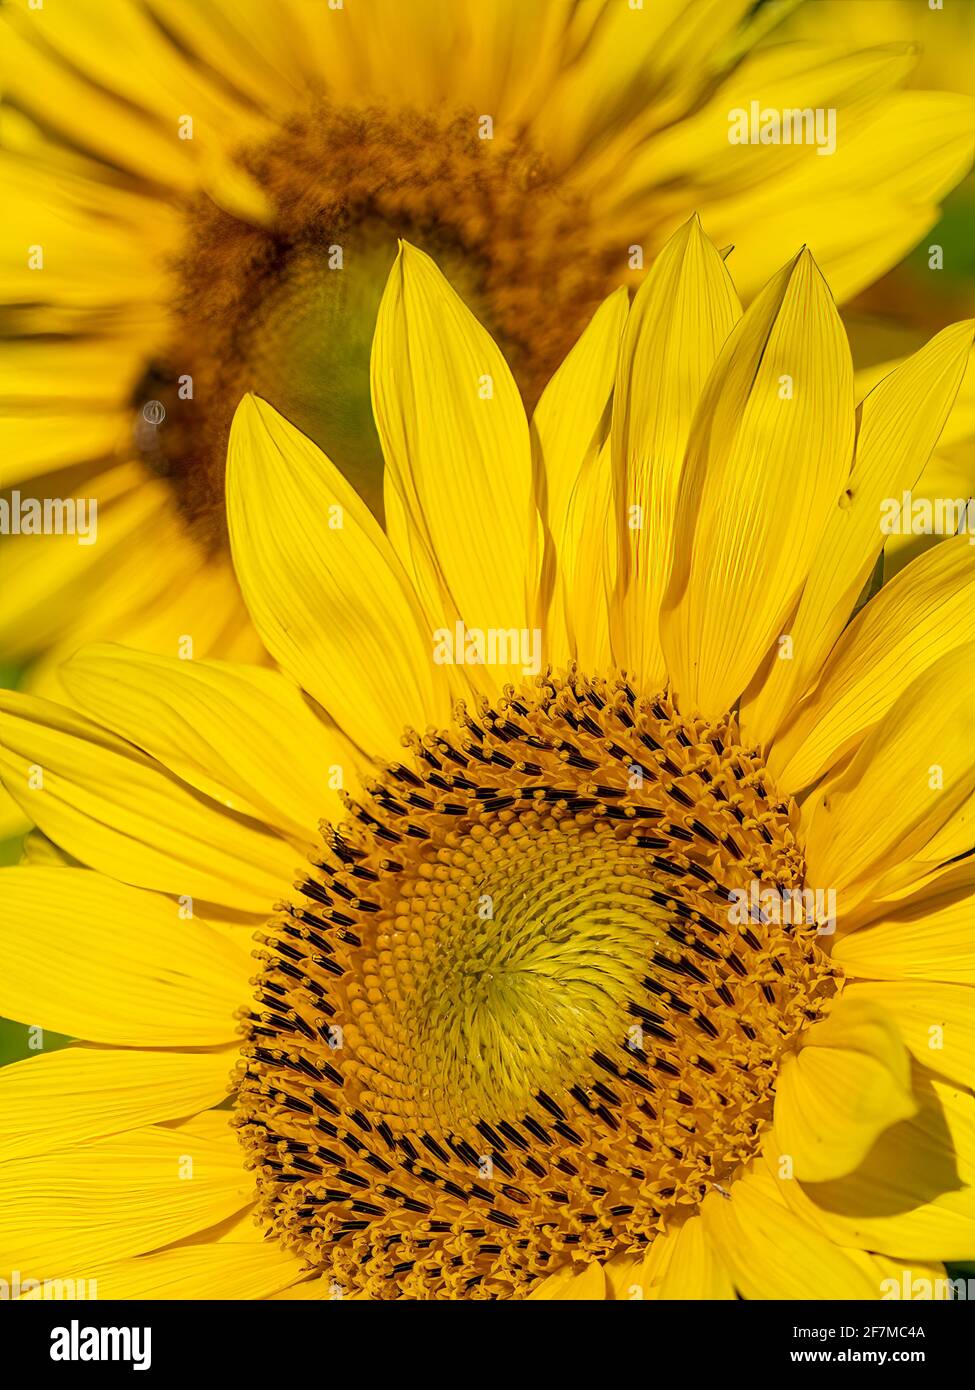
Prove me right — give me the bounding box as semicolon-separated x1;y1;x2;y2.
1;229;974;1300
1;0;973;718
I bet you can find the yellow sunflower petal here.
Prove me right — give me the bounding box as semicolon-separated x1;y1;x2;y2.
535;287;628;553
523;0;754;178
745;320;975;749
18;830;78;867
0;1044;234;1162
148;0;309;115
613;214;740;690
834;884;975;985
527;1260;607;1300
227;393;446;758
868;792;975;904
662;247;854;718
383;472;462;666
533;288;628;667
30;1242;307;1301
60;644;354;845
613;42;916;225
0;465;178;661
0;1115;252;1276
0;5;198;189
0;691;294;911
638;1215;736;1300
770;538;975;793
842;1249;953;1302
803;643;975;907
704;89;975;304
36;538;269;674
371;242;534;666
0;869;249;1045
764;1079;975;1260
0;782;29;841
600;1251;652;1302
774;995;916;1183
700;1163;880;1299
0;411;128;487
13;0;271;170
842;983;975;1092
563;439;616;673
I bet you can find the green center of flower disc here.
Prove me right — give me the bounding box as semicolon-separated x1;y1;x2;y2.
234;673;838;1300
378;816;666;1133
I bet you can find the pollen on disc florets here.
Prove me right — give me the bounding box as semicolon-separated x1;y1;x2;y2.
233;672;838;1300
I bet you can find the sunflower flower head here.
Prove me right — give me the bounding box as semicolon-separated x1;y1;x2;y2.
2;0;974;706
2;221;974;1301
235;674;842;1298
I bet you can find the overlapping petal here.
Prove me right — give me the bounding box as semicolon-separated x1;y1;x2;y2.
662;246;854;718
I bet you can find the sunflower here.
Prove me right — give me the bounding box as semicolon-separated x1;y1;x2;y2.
2;224;974;1300
2;0;974;699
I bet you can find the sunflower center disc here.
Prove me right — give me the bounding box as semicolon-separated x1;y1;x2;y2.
134;101;611;541
235;673;837;1299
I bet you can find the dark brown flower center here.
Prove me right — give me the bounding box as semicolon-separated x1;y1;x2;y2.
133;101;615;546
234;673;837;1300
